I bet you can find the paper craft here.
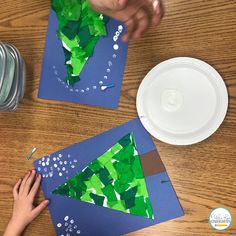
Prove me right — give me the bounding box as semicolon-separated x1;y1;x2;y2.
38;0;128;108
53;133;154;219
34;118;184;236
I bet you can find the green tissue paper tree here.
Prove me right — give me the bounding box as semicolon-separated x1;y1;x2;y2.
51;0;109;85
52;133;154;219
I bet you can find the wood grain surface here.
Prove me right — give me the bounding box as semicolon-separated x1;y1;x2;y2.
0;0;236;235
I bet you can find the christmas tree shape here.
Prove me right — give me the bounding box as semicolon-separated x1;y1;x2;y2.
52;133;154;219
51;0;109;85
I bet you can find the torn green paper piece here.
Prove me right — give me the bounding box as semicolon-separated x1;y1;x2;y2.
51;0;109;85
52;133;154;219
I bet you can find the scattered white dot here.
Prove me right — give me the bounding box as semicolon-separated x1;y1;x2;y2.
45;174;48;178
106;68;111;73
39;161;42;164
53;157;56;161
69;228;73;232
108;61;112;67
65;222;69;226
42;162;45;167
50;166;53;170
42;157;45;161
69;161;72;164
75;89;79;92
66;170;69;174
59;172;62;176
64;216;69;221
70;219;74;224
71;165;75;169
99;81;103;85
86;87;90;91
74;225;77;229
62;81;65;85
118;25;123;32
93;85;97;90
65;86;69;89
37;167;41;171
80;89;85;93
44;167;47;172
68;154;71;158
57;223;62;228
57;167;61;171
42;174;45;178
54;164;58;168
73;159;77;163
49;172;53;177
113;44;119;50
59;161;63;165
77;230;81;234
115;31;120;36
59;154;62;158
66;234;70;236
104;76;108;80
46;162;49;166
113;35;118;42
53;65;56;69
57;157;60;161
70;89;74;92
112;54;117;59
64;161;67;165
62;167;66;171
66;177;69;179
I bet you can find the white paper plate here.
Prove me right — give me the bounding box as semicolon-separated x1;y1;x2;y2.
136;57;228;145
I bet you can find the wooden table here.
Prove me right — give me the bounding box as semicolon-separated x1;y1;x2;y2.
0;0;235;235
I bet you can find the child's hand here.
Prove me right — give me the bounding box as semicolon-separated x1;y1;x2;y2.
4;170;49;236
89;0;164;42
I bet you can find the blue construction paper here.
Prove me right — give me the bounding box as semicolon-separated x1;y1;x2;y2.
38;9;128;109
34;118;184;235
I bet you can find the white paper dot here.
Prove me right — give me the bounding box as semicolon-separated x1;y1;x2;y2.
50;166;53;170
99;81;103;85
49;172;53;177
57;167;61;171
42;162;45;167
106;68;111;73
69;228;73;232
93;86;97;90
42;157;45;161
86;87;90;91
42;174;45;178
59;161;63;165
68;154;71;158
53;157;56;161
66;171;69;174
70;89;73;92
73;159;77;163
54;164;58;168
57;223;62;228
70;219;74;224
57;157;60;161
45;174;48;178
59;172;62;176
77;230;81;234
118;25;123;32
39;161;42;164
71;165;75;169
62;167;66;171
44;167;47;172
64;216;69;221
37;167;41;171
64;161;67;164
46;162;49;166
113;35;118;42
66;234;70;236
113;54;117;58
81;89;85;93
74;225;77;229
75;89;79;92
108;61;112;67
113;44;119;50
104;76;108;80
59;154;62;158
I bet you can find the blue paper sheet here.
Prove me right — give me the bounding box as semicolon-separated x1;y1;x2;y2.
34;118;184;235
38;9;128;109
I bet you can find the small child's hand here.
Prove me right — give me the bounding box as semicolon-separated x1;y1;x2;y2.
4;170;49;236
89;0;164;41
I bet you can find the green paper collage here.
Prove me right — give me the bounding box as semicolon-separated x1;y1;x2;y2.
53;133;154;219
51;0;109;86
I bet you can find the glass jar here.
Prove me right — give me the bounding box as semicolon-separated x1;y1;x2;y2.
0;42;26;111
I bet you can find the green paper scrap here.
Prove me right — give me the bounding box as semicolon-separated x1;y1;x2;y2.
52;133;154;219
51;0;109;86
